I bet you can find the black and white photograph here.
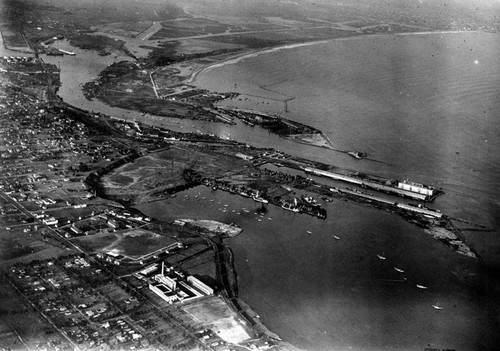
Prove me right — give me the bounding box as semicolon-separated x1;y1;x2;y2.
0;1;499;350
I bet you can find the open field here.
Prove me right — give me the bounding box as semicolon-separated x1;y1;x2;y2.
181;296;253;344
92;21;154;38
102;145;250;203
150;18;234;40
72;229;177;259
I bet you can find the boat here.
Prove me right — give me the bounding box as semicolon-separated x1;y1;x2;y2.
59;49;75;56
307;230;312;235
242;119;255;126
333;235;340;240
252;191;269;204
281;202;300;213
416;284;428;289
301;195;320;207
432;304;443;310
347;151;367;160
377;254;387;260
393;267;405;273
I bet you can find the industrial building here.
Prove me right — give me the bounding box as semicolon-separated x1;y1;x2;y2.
148;262;214;305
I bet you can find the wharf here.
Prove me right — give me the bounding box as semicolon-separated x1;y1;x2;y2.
174;219;242;238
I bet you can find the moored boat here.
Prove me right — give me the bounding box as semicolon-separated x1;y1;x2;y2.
348;151;367;159
252;191;269;204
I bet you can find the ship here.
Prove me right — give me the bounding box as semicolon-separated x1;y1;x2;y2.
377;254;387;260
432;304;443;310
416;284;428;289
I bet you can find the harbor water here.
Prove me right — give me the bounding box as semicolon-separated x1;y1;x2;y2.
45;31;500;350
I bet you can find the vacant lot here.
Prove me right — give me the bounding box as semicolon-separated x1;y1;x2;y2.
181;296;253;344
72;228;177;259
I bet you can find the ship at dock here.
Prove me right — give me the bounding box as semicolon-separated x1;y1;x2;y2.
304;167;441;202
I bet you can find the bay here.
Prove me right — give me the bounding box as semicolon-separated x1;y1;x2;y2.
44;31;500;351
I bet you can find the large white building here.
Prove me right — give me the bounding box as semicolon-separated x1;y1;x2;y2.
149;282;179;304
188;276;214;295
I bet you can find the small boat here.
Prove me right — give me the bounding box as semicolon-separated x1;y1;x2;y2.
432;304;443;310
416;284;428;289
377;254;387;260
333;235;340;240
301;195;320;207
252;192;269;204
348;151;367;160
394;267;405;273
307;230;312;235
281;202;300;212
